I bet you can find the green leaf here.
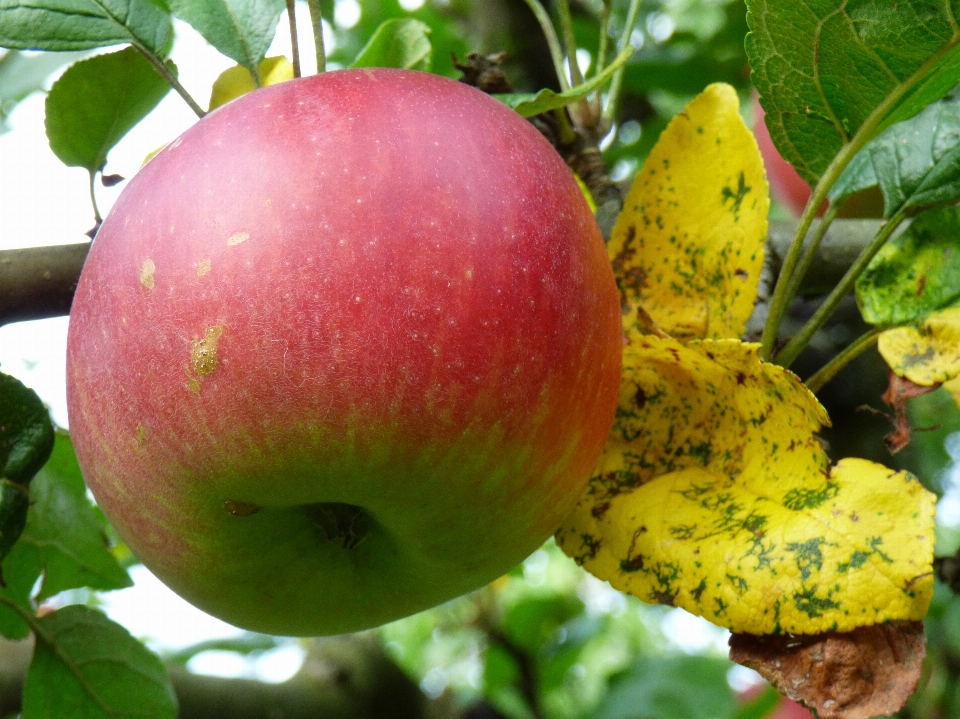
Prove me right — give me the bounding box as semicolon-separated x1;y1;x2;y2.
496;45;634;118
23;605;178;719
167;0;283;74
350;18;431;71
45;47;171;173
595;654;738;719
0;49;88;133
875;97;960;215
22;433;132;599
0;372;53;573
857;206;960;326
746;0;960;186
0;0;172;55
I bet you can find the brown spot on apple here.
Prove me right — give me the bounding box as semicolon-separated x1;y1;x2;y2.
227;232;250;246
197;258;211;277
134;423;146;448
140;259;155;289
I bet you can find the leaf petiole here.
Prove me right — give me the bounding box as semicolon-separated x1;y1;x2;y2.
602;0;641;125
774;209;907;369
804;327;883;394
555;0;584;86
520;0;569;91
285;0;301;78
87;170;102;224
595;0;612;78
782;202;840;308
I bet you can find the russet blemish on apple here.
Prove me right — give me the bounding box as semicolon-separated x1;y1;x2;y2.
227;231;250;246
191;325;225;377
139;259;155;289
197;258;212;277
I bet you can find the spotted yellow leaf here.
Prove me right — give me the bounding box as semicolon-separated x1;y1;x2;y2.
945;377;960;407
557;338;936;634
609;83;769;343
878;306;960;387
209;56;294;111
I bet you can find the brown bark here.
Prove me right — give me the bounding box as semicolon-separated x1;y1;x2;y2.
0;243;89;327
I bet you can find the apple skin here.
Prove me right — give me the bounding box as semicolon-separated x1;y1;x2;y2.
66;69;622;636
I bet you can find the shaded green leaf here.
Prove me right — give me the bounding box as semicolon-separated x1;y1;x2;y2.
829;146;878;208
45;47;171;173
22;433;131;599
0;372;53;487
0;541;43;640
0;372;53;574
24;605;177;718
350;18;431;71
747;0;960;186
0;0;172;55
496;46;633;118
501;593;583;654
731;686;782;719
857;206;960;326
167;0;283;73
595;654;738;719
0;49;88;134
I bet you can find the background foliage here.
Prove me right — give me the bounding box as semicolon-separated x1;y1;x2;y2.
2;1;960;718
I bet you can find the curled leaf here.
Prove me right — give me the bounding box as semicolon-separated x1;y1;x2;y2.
730;621;926;719
880;371;941;454
350;18;432;71
0;372;54;571
495;46;633;118
557;339;936;634
609;83;768;343
878;306;960;386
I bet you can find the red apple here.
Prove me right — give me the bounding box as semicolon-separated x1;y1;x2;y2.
66;69;622;635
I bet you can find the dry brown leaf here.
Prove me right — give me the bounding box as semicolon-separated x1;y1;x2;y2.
729;621;926;719
880;370;941;453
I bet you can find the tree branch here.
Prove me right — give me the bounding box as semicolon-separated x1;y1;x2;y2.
0;243;90;327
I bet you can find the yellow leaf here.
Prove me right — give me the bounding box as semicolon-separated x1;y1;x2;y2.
209;56;295;111
945;377;960;408
557;338;936;634
609;83;769;343
878;306;960;386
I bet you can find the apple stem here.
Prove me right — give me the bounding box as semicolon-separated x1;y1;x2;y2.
286;0;302;78
307;0;327;74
